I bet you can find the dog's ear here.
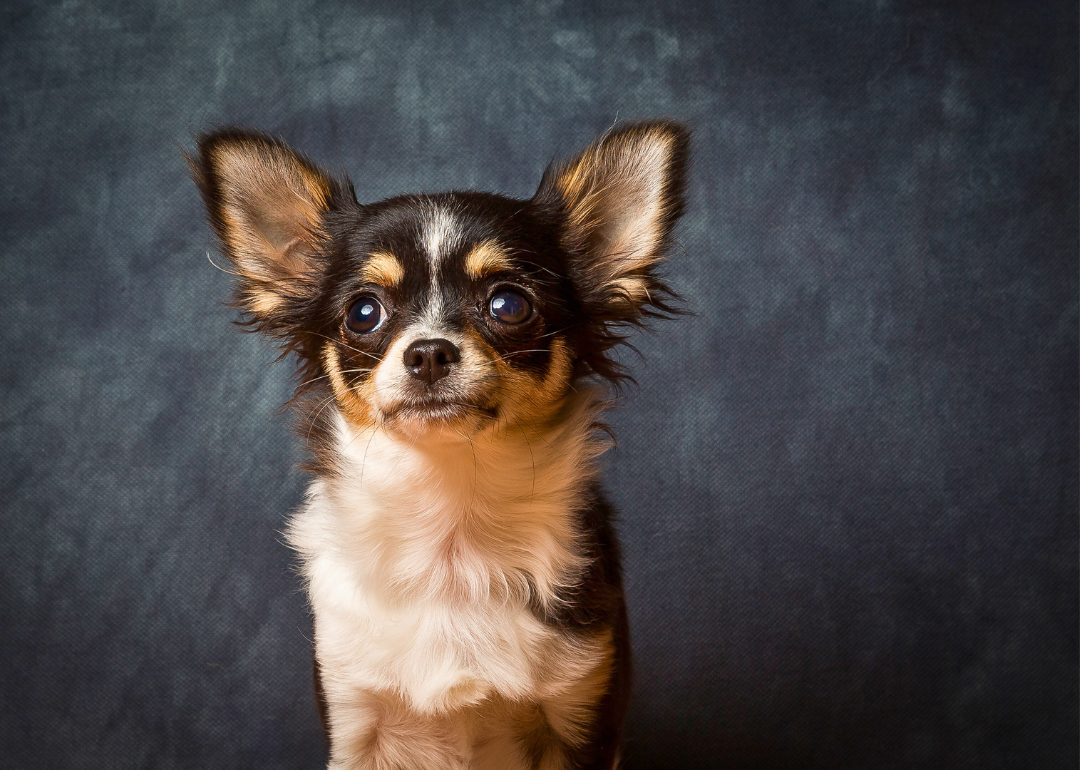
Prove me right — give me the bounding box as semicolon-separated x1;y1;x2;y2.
534;120;689;324
189;131;351;328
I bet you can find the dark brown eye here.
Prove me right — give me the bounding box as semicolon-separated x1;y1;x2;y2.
489;290;531;325
345;296;385;333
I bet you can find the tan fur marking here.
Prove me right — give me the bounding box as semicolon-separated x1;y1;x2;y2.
211;141;332;278
533;337;573;410
464;240;512;279
471;697;534;769
323;341;374;427
480;629;615;770
327;691;468;769
542;629;616;748
512;337;574;429
555;125;673;202
298;165;331;212
360;251;405;286
211;141;331;209
550;125;679;322
458;327;573;430
247;289;282;315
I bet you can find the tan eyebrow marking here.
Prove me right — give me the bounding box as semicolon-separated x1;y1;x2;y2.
359;251;405;286
464;240;512;279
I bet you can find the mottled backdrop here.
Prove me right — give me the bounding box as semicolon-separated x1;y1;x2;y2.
1;1;1076;768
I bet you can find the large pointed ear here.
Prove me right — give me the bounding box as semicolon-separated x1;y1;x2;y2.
533;120;689;323
188;130;352;329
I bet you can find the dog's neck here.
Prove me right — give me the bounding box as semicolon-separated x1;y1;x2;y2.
301;388;609;610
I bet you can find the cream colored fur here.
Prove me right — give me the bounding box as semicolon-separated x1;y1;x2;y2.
288;387;612;769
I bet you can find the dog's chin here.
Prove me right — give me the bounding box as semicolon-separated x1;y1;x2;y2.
379;399;498;440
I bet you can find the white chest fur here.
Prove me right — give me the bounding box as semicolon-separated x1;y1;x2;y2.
287;396;607;716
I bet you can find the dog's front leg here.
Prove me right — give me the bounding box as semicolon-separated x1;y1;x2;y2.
325;689;469;770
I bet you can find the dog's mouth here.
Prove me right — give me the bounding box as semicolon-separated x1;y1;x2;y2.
382;397;498;425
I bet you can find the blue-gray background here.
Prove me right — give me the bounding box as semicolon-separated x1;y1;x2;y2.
2;1;1076;768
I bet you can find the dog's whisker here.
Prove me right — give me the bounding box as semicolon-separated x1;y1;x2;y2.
304;391;341;444
303;330;387;361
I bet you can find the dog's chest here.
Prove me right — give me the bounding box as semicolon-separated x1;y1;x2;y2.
288;420;599;713
309;546;588;713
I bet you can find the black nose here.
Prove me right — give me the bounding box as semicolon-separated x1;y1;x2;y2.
403;338;461;384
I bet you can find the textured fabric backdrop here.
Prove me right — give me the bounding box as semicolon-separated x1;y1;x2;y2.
1;1;1076;768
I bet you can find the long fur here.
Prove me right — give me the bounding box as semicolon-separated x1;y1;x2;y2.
190;120;689;769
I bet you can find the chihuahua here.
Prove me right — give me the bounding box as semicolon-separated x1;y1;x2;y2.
190;120;688;770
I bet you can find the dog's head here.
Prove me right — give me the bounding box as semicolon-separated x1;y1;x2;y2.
191;122;689;438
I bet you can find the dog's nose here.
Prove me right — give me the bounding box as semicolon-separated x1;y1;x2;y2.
403;339;461;384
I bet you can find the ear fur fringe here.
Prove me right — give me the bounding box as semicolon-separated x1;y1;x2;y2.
186;130;354;336
533;120;691;386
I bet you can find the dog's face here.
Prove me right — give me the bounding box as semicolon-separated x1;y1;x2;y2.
191;122;688;438
315;193;580;437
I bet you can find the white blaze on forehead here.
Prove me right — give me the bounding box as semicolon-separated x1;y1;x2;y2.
421;203;462;267
420;202;462;326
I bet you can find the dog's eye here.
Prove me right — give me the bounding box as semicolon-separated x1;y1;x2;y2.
489;290;531;325
345;297;385;334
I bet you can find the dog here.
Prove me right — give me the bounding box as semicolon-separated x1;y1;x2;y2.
190;119;689;769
